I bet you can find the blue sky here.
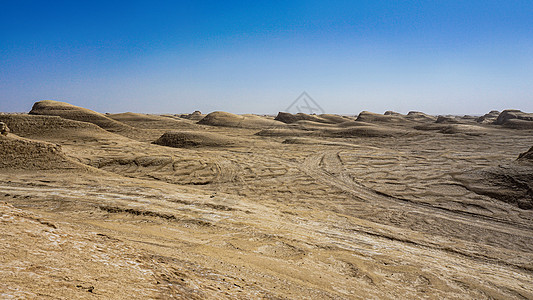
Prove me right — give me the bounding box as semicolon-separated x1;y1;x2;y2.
1;1;532;115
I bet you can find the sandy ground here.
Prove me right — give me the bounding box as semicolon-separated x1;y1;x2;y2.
1;104;533;299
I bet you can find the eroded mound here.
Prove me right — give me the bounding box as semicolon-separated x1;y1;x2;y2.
0;135;85;170
256;123;410;138
501;119;533;130
440;124;489;135
153;131;242;148
275;112;336;124
0;114;112;141
29;100;132;132
494;110;533;125
319;114;353;123
0;121;10;136
518;146;533;161
198;111;284;128
2;104;533;298
405;111;437;122
456;166;533;210
179;110;205;121
320;125;410;138
108;112;198;129
282;137;358;147
436;115;461;124
384;111;403;116
292;120;340;130
414;123;489;136
355;111;408;123
476;110;500;123
455;146;533;209
255;128;310;137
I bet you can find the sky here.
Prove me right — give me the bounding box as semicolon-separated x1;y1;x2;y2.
1;0;533;115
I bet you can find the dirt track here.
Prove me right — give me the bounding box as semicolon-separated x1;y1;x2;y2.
1;105;533;299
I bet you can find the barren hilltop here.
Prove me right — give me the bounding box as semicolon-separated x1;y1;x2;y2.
1;100;533;299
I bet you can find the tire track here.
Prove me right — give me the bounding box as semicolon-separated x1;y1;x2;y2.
300;150;533;238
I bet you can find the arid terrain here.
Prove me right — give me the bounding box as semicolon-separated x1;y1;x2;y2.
1;100;533;299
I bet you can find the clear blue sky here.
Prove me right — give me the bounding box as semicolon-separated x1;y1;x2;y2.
1;1;532;115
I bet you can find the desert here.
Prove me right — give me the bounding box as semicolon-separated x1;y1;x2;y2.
1;100;533;299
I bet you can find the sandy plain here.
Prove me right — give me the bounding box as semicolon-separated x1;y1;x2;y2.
1;101;533;299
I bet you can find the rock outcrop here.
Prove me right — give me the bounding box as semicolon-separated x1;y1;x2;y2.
476;110;500;123
494;110;533;125
0;121;9;136
0;135;84;170
455;146;533;209
179;111;205;121
518;146;533;162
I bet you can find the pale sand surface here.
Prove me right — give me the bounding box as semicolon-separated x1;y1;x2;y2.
1;101;533;299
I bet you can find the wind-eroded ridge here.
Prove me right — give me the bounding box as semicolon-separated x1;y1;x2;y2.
1;103;533;299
